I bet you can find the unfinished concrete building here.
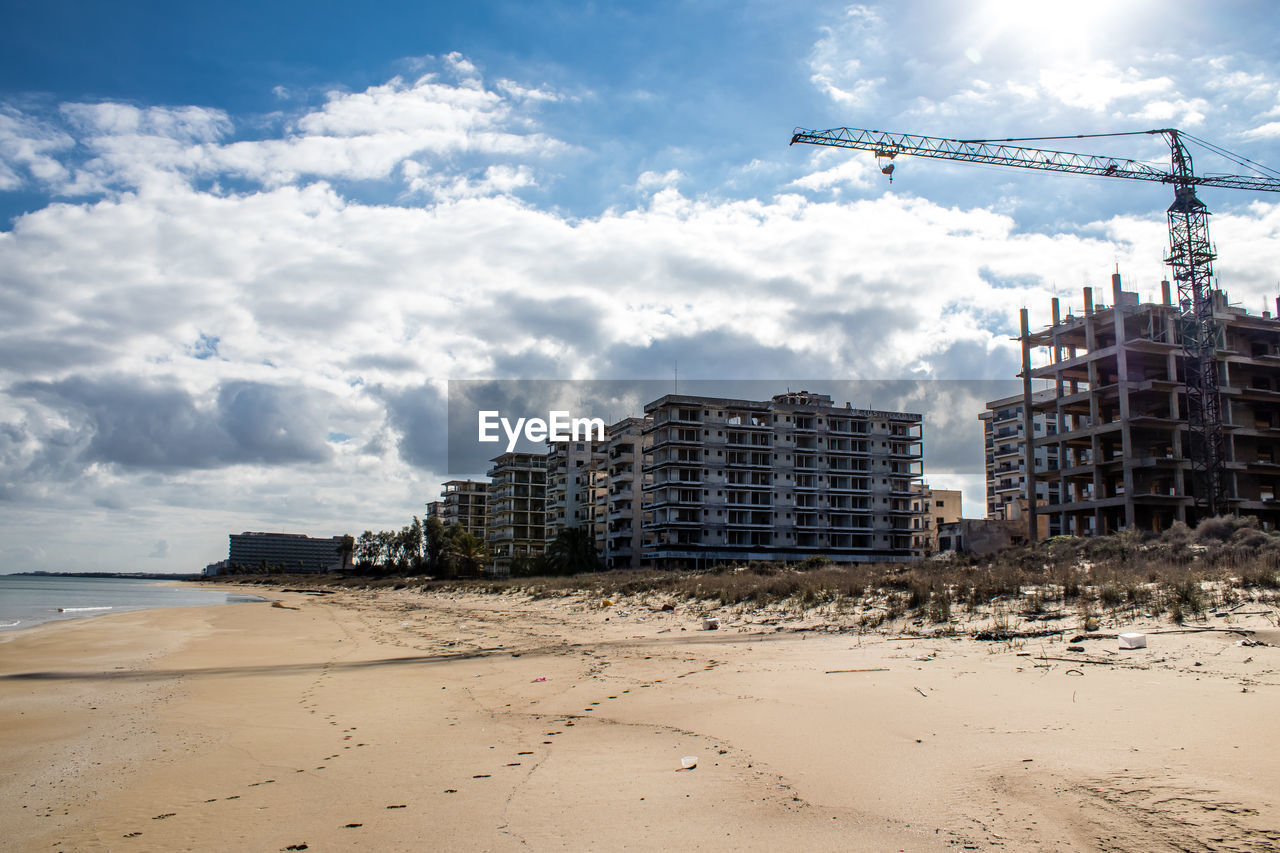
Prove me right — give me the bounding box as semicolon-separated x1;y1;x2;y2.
485;452;547;576
1022;273;1280;534
440;480;488;540
642;391;925;567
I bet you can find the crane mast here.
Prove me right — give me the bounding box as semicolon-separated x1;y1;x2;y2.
791;126;1280;520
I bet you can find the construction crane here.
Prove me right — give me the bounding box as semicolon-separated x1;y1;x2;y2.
791;126;1280;520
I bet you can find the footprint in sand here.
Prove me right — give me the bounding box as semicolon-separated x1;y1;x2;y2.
152;813;175;820
123;831;142;838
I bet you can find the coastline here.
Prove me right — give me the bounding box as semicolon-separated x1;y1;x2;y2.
0;575;266;635
2;585;1277;851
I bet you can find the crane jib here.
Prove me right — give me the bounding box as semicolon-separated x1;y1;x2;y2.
789;127;1280;192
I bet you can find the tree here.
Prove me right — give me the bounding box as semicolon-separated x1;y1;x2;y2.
446;529;488;578
425;516;446;574
337;534;355;573
374;530;396;573
546;527;601;575
355;531;379;570
400;516;424;573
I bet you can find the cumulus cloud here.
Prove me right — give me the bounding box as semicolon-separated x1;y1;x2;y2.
4;57;568;197
8;376;336;474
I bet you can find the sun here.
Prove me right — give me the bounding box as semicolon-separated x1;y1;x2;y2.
962;0;1154;65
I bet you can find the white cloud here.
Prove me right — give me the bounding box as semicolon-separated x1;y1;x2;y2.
0;108;74;189
1240;121;1280;141
635;169;682;192
61;103;232;142
9;59;569;196
807;5;886;106
787;156;873;191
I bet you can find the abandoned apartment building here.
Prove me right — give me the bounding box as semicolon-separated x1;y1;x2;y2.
641;390;926;567
1006;271;1280;535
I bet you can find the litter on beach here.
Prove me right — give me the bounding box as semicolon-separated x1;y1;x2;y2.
702;617;720;630
679;756;698;770
1118;633;1147;649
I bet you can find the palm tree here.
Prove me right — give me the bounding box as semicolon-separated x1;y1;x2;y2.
546;527;601;575
446;531;489;578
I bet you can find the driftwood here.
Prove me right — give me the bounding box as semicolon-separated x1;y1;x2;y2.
825;667;890;674
1034;655;1115;666
1148;627;1255;635
972;628;1065;641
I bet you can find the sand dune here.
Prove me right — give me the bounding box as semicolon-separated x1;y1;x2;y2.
1;585;1278;851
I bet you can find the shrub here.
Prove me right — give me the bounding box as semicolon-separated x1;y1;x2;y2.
1195;516;1236;543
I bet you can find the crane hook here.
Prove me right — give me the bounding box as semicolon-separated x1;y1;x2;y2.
875;147;898;184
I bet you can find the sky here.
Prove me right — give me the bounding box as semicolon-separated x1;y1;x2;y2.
2;1;1279;572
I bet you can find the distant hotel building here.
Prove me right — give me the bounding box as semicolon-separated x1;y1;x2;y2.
441;479;488;539
485;452;548;576
227;532;346;573
642;391;925;566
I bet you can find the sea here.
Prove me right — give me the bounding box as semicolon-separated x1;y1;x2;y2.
0;574;265;632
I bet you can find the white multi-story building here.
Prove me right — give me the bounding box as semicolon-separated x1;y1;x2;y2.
642;391;925;567
596;417;651;569
544;438;607;546
440;480;487;540
979;390;1061;535
486;452;547;576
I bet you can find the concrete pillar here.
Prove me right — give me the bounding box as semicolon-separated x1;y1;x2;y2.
1020;308;1037;544
1113;291;1136;529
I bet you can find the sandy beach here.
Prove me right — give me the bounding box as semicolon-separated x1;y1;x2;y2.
2;584;1278;852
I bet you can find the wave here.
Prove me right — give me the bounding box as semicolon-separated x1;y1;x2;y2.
56;606;114;613
0;620;19;627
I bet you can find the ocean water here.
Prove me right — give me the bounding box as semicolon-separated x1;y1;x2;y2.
0;575;264;632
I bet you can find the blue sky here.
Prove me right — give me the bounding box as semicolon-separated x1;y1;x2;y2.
2;1;1279;571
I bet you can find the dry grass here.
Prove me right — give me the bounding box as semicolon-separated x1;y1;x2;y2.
219;516;1280;626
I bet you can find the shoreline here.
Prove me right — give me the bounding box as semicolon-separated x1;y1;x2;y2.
0;578;268;637
2;585;1277;851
